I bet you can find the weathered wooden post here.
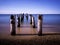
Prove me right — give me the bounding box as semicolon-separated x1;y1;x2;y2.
32;16;36;28
10;15;13;34
38;15;43;36
10;15;16;35
23;13;24;20
30;15;36;28
21;14;24;23
30;14;32;24
17;15;20;27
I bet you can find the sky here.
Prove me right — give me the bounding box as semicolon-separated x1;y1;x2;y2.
0;0;60;14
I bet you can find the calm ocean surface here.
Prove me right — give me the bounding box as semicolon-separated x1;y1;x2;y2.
0;14;60;25
0;14;60;34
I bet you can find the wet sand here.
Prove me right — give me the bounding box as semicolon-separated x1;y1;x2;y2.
0;22;60;45
0;23;60;35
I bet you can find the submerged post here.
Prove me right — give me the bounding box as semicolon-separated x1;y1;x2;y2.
10;15;16;35
38;15;43;36
26;14;28;21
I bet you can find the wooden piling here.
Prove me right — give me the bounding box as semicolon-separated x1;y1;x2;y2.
32;17;36;28
30;14;32;24
17;15;20;27
10;15;16;35
38;15;43;36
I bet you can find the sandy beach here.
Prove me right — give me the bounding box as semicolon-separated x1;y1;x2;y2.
0;33;60;45
0;15;60;45
0;23;60;45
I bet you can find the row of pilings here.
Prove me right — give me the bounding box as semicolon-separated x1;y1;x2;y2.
10;14;43;36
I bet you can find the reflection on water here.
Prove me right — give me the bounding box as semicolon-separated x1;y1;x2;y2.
0;14;60;35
